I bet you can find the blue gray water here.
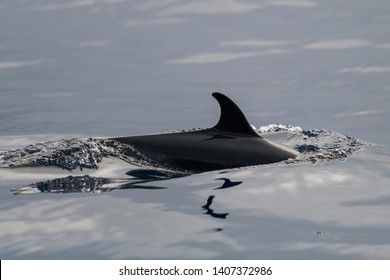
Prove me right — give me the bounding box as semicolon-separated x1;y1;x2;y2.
1;0;390;259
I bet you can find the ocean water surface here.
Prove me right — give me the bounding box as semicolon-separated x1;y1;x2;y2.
1;0;390;259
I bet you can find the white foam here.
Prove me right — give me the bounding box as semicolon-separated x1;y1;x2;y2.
258;124;303;133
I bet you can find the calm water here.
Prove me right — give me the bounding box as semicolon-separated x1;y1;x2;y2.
1;0;390;259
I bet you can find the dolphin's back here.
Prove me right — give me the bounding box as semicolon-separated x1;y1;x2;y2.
115;128;298;172
113;92;299;172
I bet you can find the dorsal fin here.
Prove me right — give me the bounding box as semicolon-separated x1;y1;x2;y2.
212;92;260;137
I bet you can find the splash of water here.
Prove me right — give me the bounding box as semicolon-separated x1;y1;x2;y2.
257;124;367;164
0;124;367;171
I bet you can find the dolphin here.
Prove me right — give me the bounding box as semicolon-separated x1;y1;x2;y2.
112;92;299;172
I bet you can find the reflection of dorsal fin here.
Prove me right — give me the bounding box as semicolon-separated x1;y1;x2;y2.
212;92;260;137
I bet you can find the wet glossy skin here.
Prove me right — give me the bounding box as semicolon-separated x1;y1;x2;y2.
113;93;299;172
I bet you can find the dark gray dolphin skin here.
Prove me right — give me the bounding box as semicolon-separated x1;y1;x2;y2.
112;92;299;172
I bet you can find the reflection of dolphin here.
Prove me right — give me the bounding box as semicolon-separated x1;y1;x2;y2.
214;178;242;190
12;175;168;195
113;92;298;172
202;195;229;219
